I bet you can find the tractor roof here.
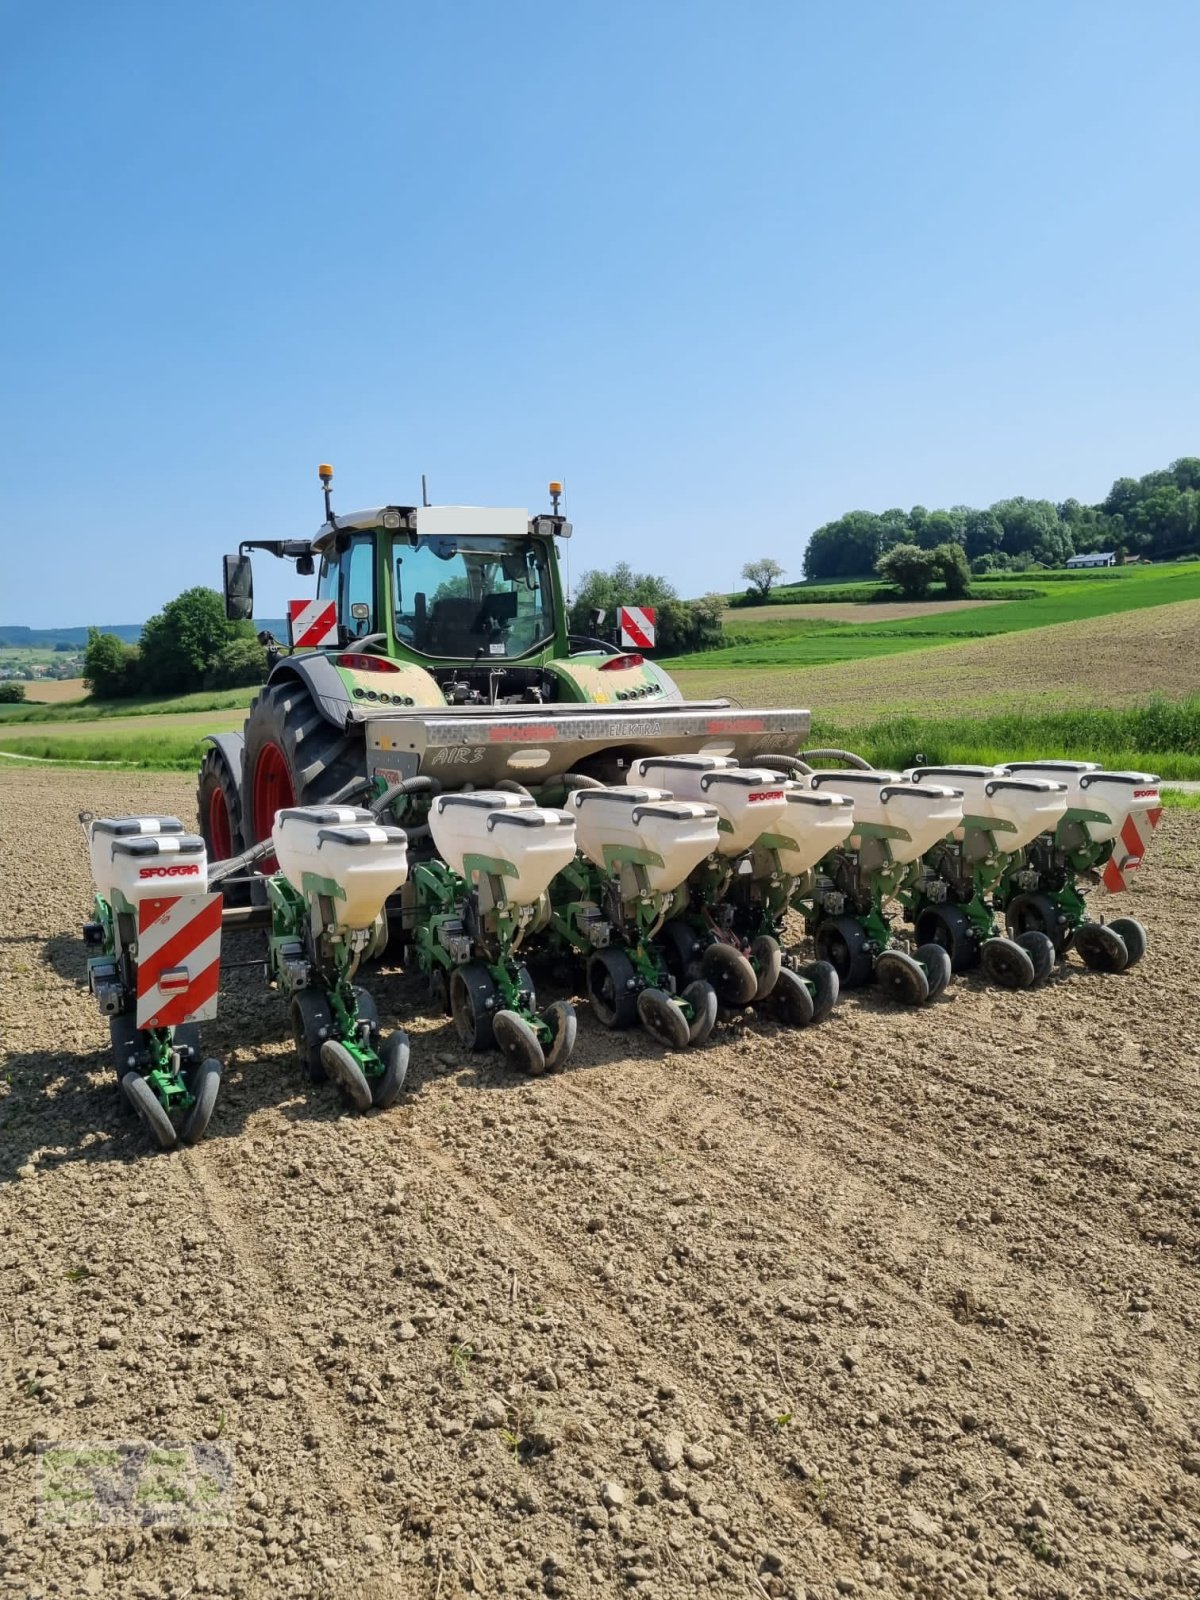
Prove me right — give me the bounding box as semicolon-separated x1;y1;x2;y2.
314;504;534;550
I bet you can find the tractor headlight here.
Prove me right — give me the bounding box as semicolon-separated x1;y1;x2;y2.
381;508;402;530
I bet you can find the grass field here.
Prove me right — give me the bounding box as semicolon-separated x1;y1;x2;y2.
681;561;1200;669
0;684;256;724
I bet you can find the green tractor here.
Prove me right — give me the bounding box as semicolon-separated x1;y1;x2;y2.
198;468;811;871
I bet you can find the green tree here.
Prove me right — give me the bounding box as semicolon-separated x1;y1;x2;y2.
83;628;141;698
963;508;1004;560
204;636;269;689
876;543;937;599
139;587;250;695
931;541;971;597
0;681;26;703
741;557;786;602
568;563;678;636
803;511;886;580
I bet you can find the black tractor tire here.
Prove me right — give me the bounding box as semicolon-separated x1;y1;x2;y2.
914;903;978;973
242;678;365;853
197;747;247;900
813;916;875;989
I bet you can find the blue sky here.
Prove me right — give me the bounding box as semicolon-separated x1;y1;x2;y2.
2;0;1198;625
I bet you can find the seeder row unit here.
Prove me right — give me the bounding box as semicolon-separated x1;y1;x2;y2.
78;749;1161;1151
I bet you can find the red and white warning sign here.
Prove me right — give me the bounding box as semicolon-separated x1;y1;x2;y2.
288;598;339;650
618;605;656;650
135;893;223;1029
1099;800;1163;895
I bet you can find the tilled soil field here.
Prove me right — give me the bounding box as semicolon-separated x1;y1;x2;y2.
1;769;1198;1600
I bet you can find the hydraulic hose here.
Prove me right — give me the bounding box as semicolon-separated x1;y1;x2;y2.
752;753;813;778
369;774;441;818
494;779;535;801
798;748;874;770
558;771;604;790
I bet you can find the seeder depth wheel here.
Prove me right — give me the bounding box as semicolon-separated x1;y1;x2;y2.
799;960;840;1022
291;989;333;1083
658;919;703;985
980;937;1036;989
541;1001;578;1070
682;979;718;1044
373;1031;410;1107
701;942;759;1008
914;903;977;973
122;1073;178;1150
636;988;691;1051
773;966;815;1027
450;962;500;1050
813;916;875;989
587;947;639;1030
179;1057;221;1145
749;935;783;1000
1016;930;1056;986
915;943;953;1000
319;1040;374;1109
1005;891;1071;956
493;1010;548;1075
1106;917;1147;968
1074;922;1129;974
874;950;931;1006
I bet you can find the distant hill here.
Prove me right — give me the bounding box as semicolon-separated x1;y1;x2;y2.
0;618;288;648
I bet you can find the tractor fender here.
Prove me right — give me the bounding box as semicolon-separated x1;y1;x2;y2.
266;652;353;731
202;730;245;788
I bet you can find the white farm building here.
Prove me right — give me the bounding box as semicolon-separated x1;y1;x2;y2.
1065;551;1117;569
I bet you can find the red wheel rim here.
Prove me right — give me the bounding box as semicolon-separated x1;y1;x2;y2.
252;742;295;855
207;784;234;861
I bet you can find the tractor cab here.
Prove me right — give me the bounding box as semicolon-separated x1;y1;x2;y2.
222;468;677;709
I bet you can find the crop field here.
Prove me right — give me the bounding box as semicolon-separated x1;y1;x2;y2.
3;767;1199;1599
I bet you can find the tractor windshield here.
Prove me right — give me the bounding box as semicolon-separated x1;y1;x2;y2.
392;534;556;660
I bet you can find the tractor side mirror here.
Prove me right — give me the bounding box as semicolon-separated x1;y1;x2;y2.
587;606;606;631
223;554;254;622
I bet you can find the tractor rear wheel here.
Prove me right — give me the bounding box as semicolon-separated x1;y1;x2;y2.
242;679;365;856
197;747;244;862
